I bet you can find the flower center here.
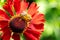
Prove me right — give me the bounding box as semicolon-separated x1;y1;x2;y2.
9;11;32;33
9;17;26;33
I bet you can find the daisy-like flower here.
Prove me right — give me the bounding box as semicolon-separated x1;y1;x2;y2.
0;0;45;40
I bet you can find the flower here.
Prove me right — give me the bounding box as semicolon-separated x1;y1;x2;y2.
0;0;45;40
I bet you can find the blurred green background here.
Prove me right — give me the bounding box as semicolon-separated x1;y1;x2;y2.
0;0;60;40
36;0;60;40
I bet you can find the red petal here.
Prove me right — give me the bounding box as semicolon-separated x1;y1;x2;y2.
14;0;29;14
20;1;29;13
0;16;9;21
23;0;26;2
2;27;11;40
24;24;44;40
0;10;9;29
28;2;38;17
13;0;20;14
3;3;14;16
24;32;38;40
0;21;8;30
12;33;20;40
31;14;45;24
7;0;13;4
33;23;44;32
0;9;10;20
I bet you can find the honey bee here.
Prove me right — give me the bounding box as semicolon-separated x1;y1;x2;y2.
20;11;32;22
